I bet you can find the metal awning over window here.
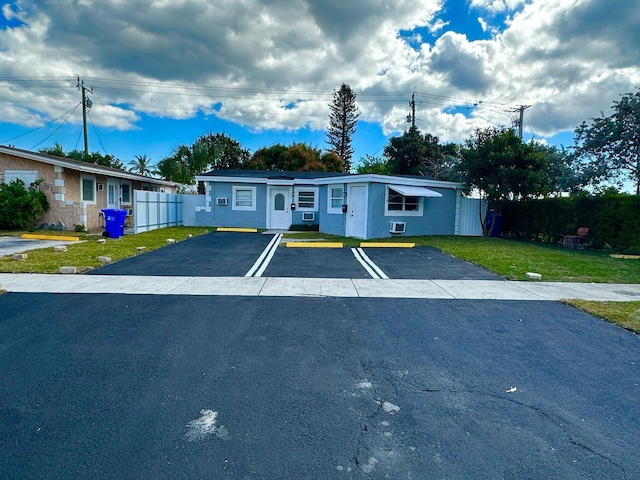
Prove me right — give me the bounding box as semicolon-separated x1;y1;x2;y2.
389;185;442;198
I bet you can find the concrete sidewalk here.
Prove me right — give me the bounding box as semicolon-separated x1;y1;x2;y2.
2;273;640;300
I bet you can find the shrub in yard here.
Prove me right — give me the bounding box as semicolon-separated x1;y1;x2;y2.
289;223;320;231
0;179;50;230
499;193;640;251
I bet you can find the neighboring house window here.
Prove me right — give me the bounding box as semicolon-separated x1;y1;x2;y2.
81;176;96;203
385;187;422;216
295;188;318;210
233;186;256;211
121;182;132;205
327;185;343;214
4;170;38;187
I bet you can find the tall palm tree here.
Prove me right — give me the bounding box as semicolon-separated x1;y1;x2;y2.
128;154;153;176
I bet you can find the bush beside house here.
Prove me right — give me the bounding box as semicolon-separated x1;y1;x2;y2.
0;179;50;230
499;193;640;252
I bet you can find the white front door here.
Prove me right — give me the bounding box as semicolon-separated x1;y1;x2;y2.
268;188;292;229
107;179;120;209
346;184;367;238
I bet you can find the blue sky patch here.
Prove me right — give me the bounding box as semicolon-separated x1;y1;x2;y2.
0;3;26;30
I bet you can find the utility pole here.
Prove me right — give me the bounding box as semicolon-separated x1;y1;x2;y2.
514;104;531;139
408;93;416;128
77;77;93;157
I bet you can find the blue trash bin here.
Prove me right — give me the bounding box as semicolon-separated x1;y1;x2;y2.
102;209;127;238
486;210;503;237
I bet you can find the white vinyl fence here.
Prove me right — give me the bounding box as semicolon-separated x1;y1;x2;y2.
133;191;206;233
182;194;207;226
455;197;487;236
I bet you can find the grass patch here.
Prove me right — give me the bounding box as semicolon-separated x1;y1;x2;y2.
563;300;640;334
284;234;640;283
0;227;211;273
365;236;640;283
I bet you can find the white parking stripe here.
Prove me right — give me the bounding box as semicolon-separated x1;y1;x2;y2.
356;247;389;279
254;234;282;277
245;234;282;277
351;247;381;279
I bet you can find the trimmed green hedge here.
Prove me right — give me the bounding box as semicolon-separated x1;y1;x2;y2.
498;194;640;252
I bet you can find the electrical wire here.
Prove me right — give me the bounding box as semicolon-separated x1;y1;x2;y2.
29;103;81;150
0;102;81;143
87;110;108;155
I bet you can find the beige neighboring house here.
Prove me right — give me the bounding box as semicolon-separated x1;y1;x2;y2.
0;145;177;232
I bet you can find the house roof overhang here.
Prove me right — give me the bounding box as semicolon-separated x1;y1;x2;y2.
0;145;177;187
195;171;464;190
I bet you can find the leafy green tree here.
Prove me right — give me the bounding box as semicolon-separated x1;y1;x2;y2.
245;144;289;170
326;83;360;173
128;154;154;176
0;179;50;230
39;144;125;170
157;133;250;187
356;155;390;174
156;144;194;184
574;87;640;193
194;132;250;170
457;127;551;235
384;126;454;179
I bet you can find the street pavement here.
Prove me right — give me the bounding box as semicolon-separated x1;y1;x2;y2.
1;293;638;479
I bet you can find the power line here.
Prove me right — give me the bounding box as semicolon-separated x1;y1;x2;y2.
0;102;81;143
87;110;108;154
29;103;81;150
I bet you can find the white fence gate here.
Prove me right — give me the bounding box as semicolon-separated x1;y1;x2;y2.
133;192;206;233
455;197;487;236
182;195;207;226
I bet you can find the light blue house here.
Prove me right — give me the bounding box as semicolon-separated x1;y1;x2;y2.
194;170;481;239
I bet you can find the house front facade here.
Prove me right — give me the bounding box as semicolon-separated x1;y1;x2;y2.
0;145;176;231
194;170;476;239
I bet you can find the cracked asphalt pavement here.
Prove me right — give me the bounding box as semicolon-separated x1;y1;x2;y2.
1;293;639;479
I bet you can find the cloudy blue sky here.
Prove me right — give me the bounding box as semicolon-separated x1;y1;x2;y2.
0;0;638;170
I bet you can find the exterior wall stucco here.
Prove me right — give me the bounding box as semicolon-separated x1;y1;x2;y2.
319;184;346;236
367;183;457;239
195;182;268;228
1;152;175;231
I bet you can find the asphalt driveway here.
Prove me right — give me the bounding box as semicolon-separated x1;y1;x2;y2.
88;231;501;280
1;293;638;478
87;231;275;277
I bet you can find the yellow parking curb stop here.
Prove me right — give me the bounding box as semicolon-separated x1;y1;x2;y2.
286;242;343;248
21;234;80;242
216;227;258;233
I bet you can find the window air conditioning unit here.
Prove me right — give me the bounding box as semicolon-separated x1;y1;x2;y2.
302;212;315;222
389;221;406;234
216;197;228;206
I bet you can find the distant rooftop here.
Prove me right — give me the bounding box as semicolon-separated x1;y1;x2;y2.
200;169;349;179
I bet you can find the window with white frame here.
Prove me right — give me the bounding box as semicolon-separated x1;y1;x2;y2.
295;188;318;210
233;186;256;210
327;185;343;214
81;176;96;203
121;181;132;205
4;170;38;188
385;187;422;216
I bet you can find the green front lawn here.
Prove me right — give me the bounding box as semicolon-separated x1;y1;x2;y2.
284;233;640;284
0;227;211;273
